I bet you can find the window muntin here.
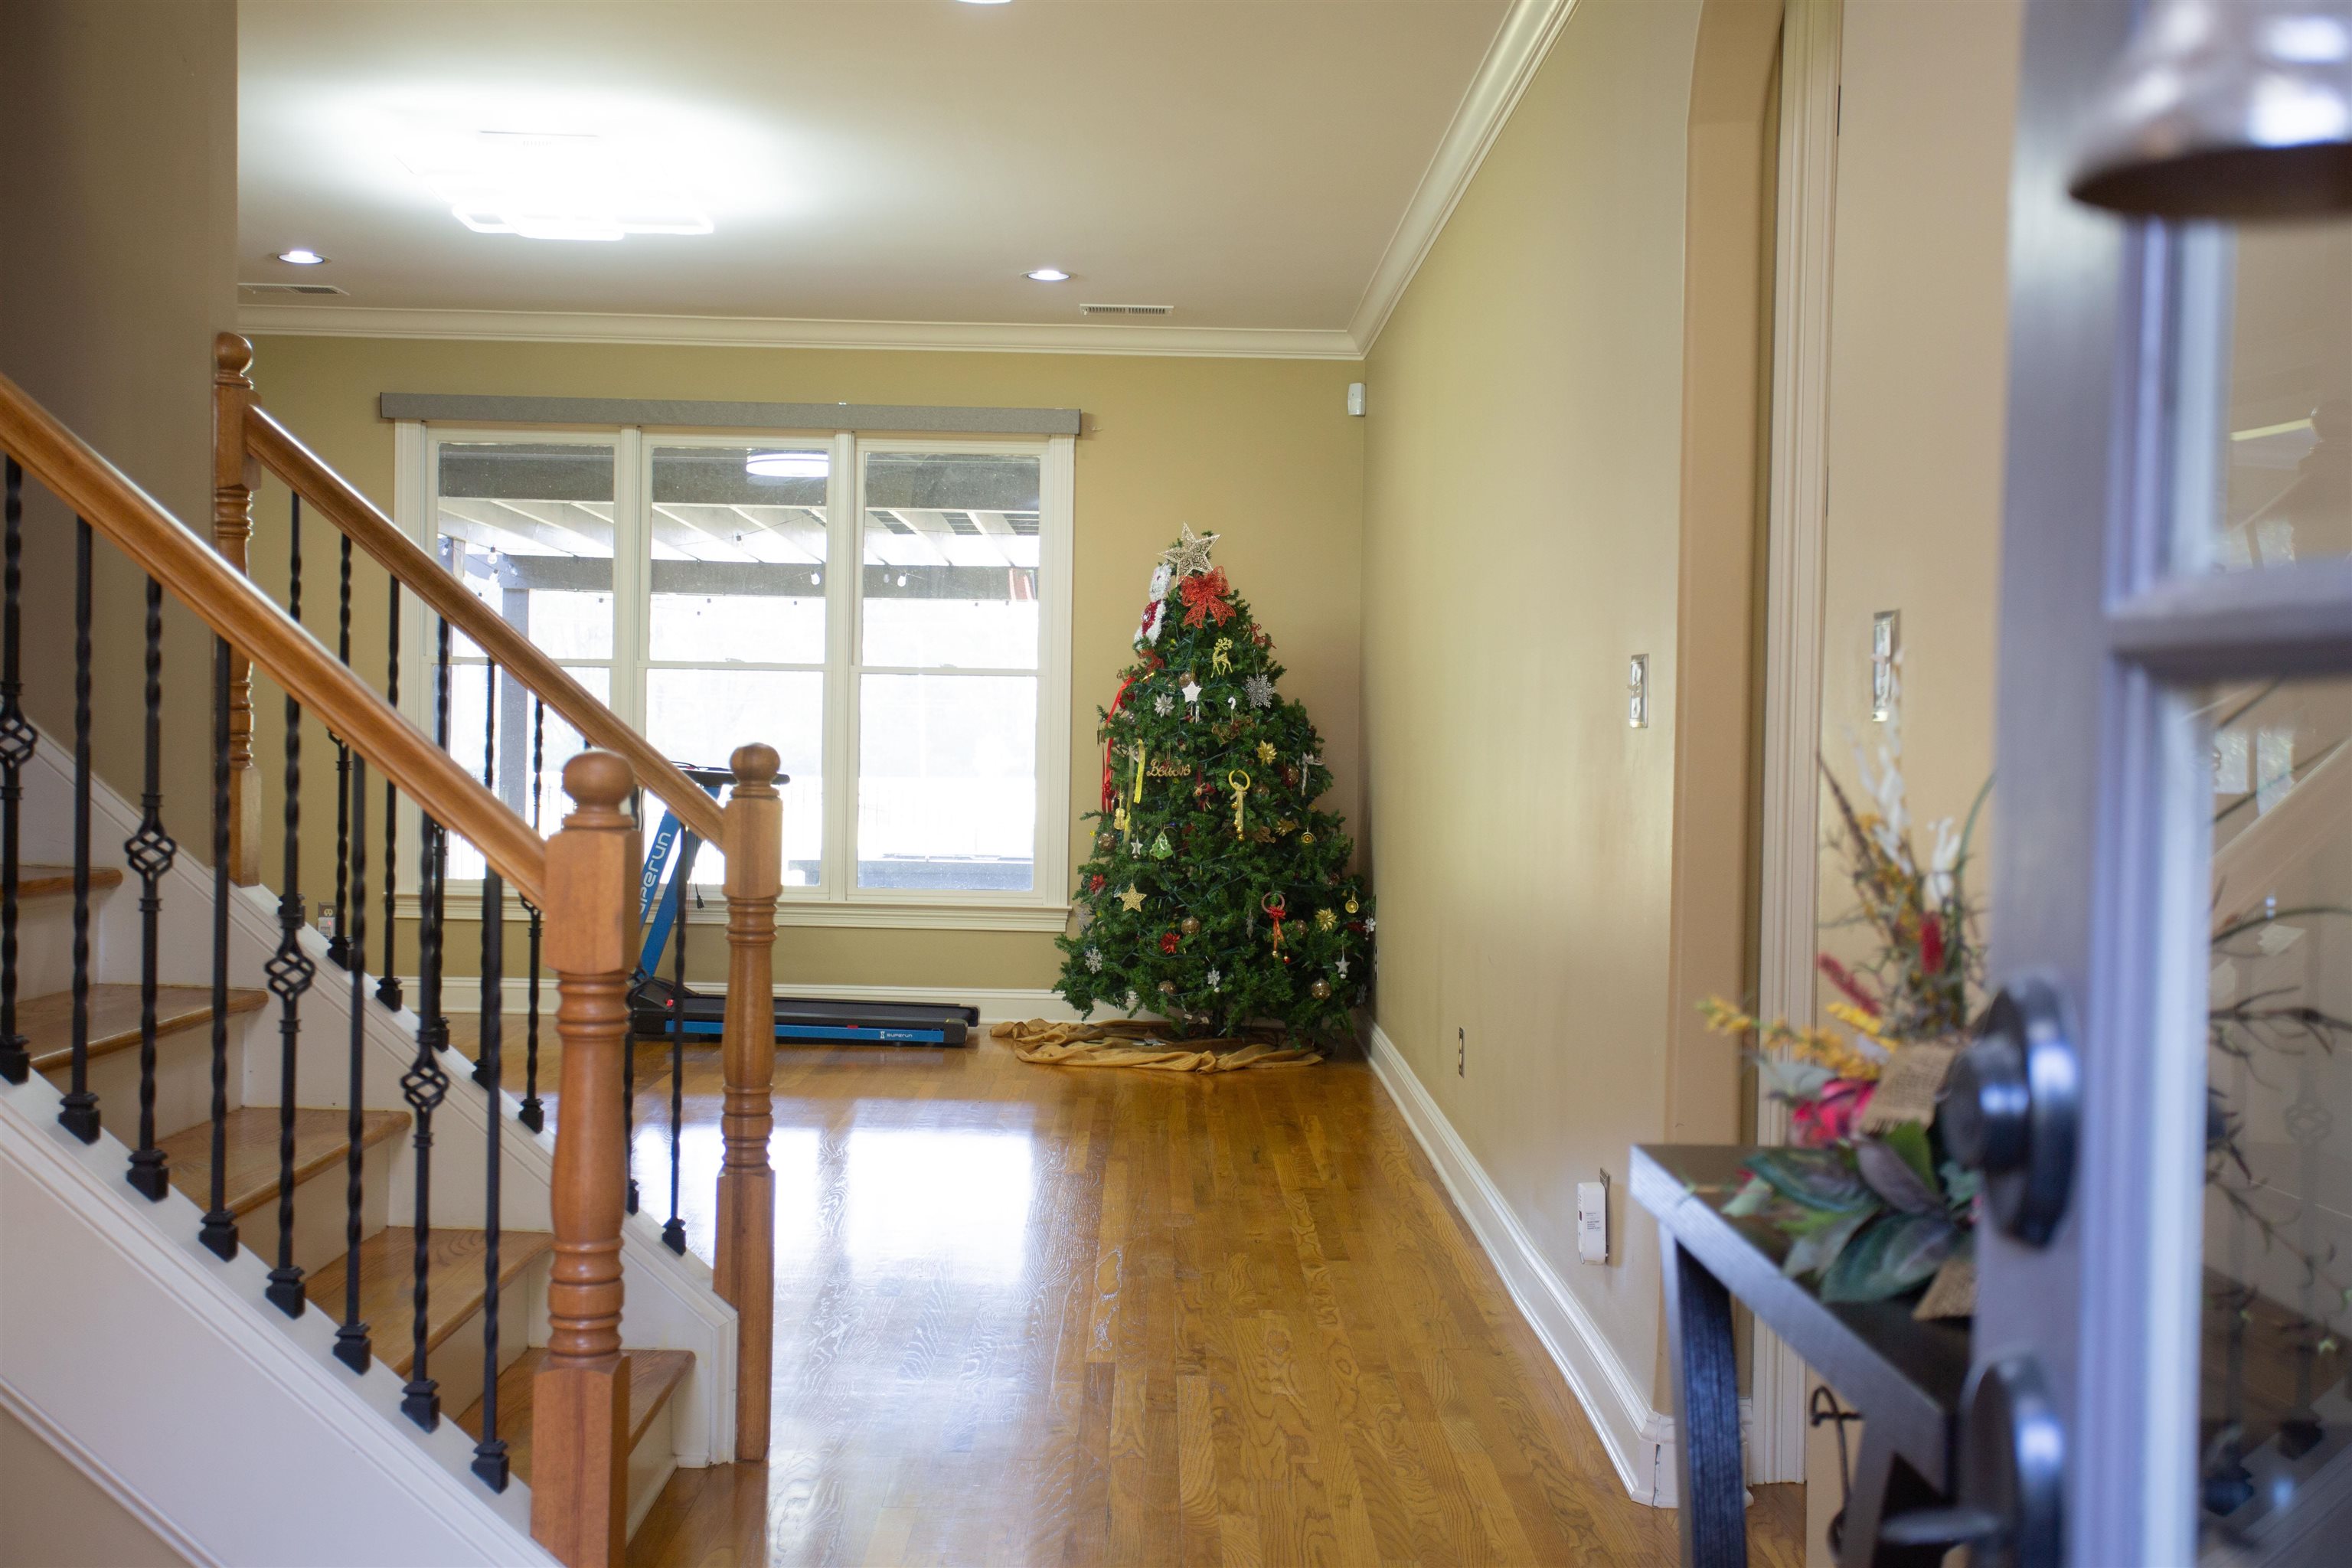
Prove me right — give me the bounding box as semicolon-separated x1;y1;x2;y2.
410;426;1066;913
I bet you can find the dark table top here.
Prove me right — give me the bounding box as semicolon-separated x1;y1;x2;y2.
1632;1144;1971;1488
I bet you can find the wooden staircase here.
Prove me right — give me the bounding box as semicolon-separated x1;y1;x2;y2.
17;846;696;1539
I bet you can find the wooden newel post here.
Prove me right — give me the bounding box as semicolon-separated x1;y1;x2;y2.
531;751;637;1568
714;741;781;1462
210;332;260;885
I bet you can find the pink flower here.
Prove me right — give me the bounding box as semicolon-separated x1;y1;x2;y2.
1791;1078;1877;1148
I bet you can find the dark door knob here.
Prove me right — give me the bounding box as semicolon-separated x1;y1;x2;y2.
1883;1357;2065;1568
1944;974;2079;1246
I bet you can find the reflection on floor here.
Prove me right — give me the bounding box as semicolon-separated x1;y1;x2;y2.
462;1021;1804;1566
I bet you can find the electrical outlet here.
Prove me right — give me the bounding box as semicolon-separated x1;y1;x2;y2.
1578;1179;1609;1263
1457;1025;1466;1078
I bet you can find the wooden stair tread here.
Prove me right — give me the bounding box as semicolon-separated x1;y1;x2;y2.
16;864;125;898
455;1347;694;1484
160;1106;408;1218
26;983;267;1073
304;1226;554;1381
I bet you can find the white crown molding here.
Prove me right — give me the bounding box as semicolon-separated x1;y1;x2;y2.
238;303;1362;362
1348;0;1583;355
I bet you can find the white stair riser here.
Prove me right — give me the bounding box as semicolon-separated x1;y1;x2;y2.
39;1018;245;1140
250;1134;396;1281
13;891;103;998
626;1383;681;1540
408;1252;544;1429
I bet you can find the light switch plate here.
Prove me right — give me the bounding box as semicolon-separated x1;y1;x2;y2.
1577;1180;1608;1263
1871;611;1900;723
1626;655;1648;730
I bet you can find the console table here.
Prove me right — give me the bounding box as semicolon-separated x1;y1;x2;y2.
1631;1145;1971;1568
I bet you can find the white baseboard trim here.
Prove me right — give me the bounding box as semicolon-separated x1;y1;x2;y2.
418;977;1090;1027
1364;1022;1750;1510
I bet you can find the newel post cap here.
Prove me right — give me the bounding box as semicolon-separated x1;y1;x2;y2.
564;750;635;819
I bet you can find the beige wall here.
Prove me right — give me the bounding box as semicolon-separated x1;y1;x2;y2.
1801;0;2022;1554
0;0;239;842
1361;0;1776;1405
244;335;1364;989
0;1407;189;1568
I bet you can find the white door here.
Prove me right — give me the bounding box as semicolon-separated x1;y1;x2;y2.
1968;3;2352;1564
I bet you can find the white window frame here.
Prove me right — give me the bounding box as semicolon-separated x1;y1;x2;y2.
393;418;1073;931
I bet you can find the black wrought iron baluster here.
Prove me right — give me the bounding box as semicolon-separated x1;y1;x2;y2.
124;578;175;1200
472;661;496;1089
420;614;449;1058
402;612;452;1430
518;697;544;1133
266;496;316;1315
57;518;98;1143
664;836;690;1255
0;458;31;1086
377;579;400;1011
328;534;352;968
472;854;509;1491
335;756;371;1374
198;635;236;1258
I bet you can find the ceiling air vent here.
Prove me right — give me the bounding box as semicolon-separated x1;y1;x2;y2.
240;281;350;296
1080;302;1173;317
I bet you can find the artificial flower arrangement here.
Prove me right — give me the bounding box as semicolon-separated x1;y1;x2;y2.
1704;691;1988;1317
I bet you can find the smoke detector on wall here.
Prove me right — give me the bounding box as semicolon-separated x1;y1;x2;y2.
1079;302;1173;316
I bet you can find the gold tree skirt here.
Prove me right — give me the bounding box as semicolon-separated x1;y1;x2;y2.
991;1018;1324;1072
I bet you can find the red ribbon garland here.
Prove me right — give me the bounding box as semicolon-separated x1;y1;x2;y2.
1101;673;1136;812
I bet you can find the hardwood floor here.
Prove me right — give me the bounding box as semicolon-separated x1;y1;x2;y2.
458;1021;1805;1565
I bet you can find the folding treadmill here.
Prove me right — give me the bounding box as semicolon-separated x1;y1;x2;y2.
625;764;978;1047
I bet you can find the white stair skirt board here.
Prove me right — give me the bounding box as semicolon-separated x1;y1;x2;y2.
17;727;737;1472
424;977;1093;1027
1364;1024;1753;1510
2;1074;552;1566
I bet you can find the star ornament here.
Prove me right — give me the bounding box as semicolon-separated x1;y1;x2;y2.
1158;523;1221;579
1119;884;1148;913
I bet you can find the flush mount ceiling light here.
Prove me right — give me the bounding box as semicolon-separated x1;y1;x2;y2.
745;451;830;479
1025;267;1070;282
278;248;328;265
397;125;713;241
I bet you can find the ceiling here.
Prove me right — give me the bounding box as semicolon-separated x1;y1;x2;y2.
238;1;1513;346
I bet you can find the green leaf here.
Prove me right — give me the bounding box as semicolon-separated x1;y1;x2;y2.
1880;1121;1938;1191
1721;1175;1775;1218
1757;1055;1838;1104
1818;1212;1960;1302
1855;1138;1941;1215
1940;1160;1983;1210
1782;1207;1873;1283
1743;1148;1875;1214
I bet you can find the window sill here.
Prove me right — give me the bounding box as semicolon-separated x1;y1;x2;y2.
397;892;1070;933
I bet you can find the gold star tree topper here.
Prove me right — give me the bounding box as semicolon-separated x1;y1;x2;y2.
1158;523;1221;578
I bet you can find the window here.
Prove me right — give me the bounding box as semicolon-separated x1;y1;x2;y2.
397;423;1073;927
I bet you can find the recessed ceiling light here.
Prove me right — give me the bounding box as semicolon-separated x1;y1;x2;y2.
279;248;328;265
1026;268;1070;283
397;126;712;242
745;451;830;479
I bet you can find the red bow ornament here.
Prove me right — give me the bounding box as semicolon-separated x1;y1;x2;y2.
1179;567;1236;629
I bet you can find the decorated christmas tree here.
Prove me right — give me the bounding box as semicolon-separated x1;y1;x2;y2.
1056;526;1373;1043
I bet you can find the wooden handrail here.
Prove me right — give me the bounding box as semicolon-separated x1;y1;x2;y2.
243;405;727;847
0;370;549;906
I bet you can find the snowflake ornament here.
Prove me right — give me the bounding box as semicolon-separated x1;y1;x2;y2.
1207;967;1222;991
1244;674;1276;710
1153;691;1174;717
1363;916;1377;934
1085;947;1104;973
